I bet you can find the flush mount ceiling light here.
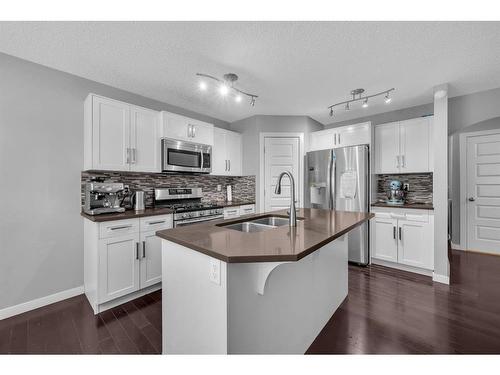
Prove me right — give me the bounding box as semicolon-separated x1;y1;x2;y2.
196;72;258;106
328;88;395;117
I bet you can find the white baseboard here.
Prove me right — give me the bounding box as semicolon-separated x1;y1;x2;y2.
432;272;450;285
371;258;433;277
0;285;84;320
451;241;465;250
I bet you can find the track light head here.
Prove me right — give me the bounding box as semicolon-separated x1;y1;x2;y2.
384;92;392;104
329;108;334;117
362;98;369;108
345;102;350;111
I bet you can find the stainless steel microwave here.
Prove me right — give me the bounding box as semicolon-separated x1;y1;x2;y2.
161;138;212;174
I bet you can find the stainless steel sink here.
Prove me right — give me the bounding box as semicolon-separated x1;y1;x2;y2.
250;216;292;227
222;222;274;233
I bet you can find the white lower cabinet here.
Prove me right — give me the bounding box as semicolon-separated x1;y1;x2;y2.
84;214;172;314
371;208;434;274
223;204;255;219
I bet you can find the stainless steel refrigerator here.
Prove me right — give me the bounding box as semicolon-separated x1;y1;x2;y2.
305;145;370;265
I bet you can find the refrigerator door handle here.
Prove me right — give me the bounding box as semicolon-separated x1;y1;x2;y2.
329;150;336;209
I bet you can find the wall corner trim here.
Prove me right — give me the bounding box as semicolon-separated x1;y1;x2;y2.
0;285;84;320
432;272;450;285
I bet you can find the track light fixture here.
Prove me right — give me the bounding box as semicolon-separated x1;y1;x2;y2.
327;88;395;116
196;72;258;107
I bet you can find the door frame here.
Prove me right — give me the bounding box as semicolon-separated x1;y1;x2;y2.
459;128;500;250
259;132;305;213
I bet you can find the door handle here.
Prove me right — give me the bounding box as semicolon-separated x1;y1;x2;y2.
468;197;476;202
142;241;146;258
136;243;139;260
399;227;402;241
393;226;396;239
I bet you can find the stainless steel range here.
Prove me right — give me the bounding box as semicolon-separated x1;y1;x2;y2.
154;187;223;227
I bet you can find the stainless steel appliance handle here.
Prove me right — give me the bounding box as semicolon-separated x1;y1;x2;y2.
175;215;224;227
136;243;139;260
142;241;146;258
200;150;204;171
328;150;335;209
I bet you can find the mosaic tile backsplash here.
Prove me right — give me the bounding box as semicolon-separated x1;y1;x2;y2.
81;171;255;207
376;173;433;204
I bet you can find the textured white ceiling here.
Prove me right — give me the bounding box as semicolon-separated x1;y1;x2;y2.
1;21;500;124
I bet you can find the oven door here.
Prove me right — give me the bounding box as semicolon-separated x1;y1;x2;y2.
174;214;224;227
162;138;212;173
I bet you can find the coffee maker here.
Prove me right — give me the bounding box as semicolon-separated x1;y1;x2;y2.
84;181;126;215
386;180;407;205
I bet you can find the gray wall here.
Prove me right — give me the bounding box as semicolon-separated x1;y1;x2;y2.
0;52;229;310
230;115;323;210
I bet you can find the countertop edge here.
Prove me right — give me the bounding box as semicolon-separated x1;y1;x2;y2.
81;208;174;222
157;212;374;263
371;203;434;210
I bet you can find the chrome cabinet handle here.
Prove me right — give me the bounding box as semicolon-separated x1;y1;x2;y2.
136;243;139;260
338;133;341;145
393;226;396;239
228;160;231;171
192;125;196;138
401;155;405;168
396;155;400;168
126;148;130;164
399;227;402;241
334;133;337;145
142;241;146;258
110;225;132;231
225;160;228;171
468;197;476;202
132;148;136;164
148;220;166;225
187;125;191;138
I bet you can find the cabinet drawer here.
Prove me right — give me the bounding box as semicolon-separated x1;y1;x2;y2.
223;207;240;219
140;215;173;232
99;219;139;239
240;204;255;215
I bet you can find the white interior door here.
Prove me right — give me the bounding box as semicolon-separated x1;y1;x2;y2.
264;137;300;212
466;132;500;254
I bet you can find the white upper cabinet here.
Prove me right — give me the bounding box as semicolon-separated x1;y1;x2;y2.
374;121;400;174
374;116;433;174
212;127;242;176
130;106;160;172
88;95;131;171
84;94;161;172
309;122;371;151
161;111;214;145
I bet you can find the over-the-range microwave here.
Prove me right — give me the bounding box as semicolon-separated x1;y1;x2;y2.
161;138;212;174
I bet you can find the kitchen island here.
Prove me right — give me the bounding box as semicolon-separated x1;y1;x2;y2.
156;208;373;354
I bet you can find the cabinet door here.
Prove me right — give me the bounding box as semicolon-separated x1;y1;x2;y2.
92;95;130;171
212;127;228;175
226;131;242;176
398;220;433;270
162;112;190;142
140;231;163;288
399;117;430;173
338;122;371;148
187;120;214;145
130;106;160;172
98;233;140;303
374;122;400;173
310;129;336;151
372;217;398;262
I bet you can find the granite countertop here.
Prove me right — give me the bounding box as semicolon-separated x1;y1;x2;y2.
371;202;434;210
156;208;374;263
81;207;174;222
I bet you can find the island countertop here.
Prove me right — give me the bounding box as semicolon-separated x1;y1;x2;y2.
156;208;373;263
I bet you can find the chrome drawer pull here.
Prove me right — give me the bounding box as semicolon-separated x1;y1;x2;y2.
109;225;132;231
148;220;166;225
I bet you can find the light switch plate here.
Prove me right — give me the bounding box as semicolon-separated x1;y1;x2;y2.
209;259;221;285
217;184;222;192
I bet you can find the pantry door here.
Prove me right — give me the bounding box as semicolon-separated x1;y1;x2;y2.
262;135;302;213
463;130;500;254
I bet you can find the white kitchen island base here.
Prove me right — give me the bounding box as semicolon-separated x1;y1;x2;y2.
161;235;348;354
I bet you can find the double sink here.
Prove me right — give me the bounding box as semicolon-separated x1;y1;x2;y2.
218;215;302;233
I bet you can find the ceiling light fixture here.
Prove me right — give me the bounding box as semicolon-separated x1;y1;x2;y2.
196;72;258;106
327;88;395;116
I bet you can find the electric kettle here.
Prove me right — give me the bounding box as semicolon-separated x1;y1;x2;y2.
131;190;146;211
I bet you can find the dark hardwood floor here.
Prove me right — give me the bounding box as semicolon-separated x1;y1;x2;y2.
1;249;500;354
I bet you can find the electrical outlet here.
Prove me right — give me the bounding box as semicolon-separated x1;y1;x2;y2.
209;259;221;285
403;183;410;191
217;184;222;192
